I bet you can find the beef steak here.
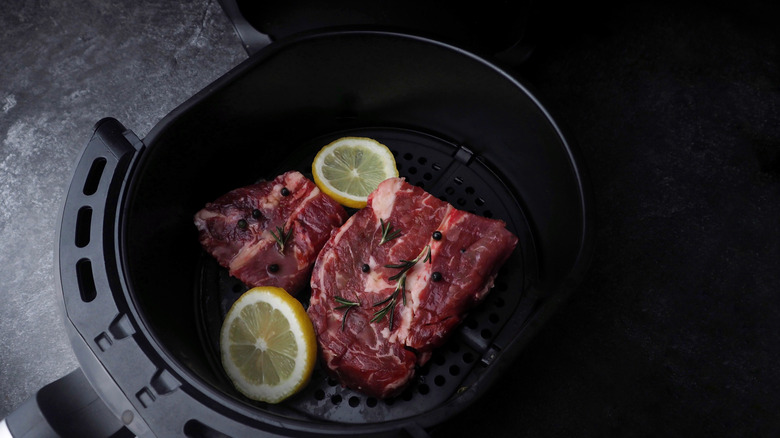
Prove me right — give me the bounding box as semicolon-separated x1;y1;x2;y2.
308;178;518;398
194;171;347;295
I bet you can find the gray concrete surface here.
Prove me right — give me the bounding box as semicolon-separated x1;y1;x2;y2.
0;0;245;418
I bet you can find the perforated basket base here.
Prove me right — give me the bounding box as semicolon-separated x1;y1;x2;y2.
195;126;535;424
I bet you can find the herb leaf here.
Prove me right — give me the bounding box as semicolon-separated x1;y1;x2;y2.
371;245;430;330
371;296;396;329
270;225;293;255
379;218;402;245
334;296;360;331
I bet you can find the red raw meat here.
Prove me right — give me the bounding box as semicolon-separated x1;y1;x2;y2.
194;171;347;295
308;178;518;398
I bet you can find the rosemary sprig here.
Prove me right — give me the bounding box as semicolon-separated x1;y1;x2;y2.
270;225;293;255
371;245;431;330
379;218;402;245
384;248;431;281
334;296;360;331
371;294;397;328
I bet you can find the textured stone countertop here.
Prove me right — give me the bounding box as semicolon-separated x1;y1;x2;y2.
0;0;246;422
1;0;779;436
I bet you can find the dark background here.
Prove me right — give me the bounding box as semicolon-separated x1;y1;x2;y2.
438;1;780;436
1;0;778;436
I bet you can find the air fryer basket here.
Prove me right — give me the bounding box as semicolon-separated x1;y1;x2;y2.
195;126;536;423
59;30;592;437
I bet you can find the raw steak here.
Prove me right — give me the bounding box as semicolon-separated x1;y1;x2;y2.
194;171;347;295
308;178;518;398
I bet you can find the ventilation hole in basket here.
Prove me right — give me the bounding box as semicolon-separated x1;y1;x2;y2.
480;329;493;339
366;397;378;408
433;353;446;366
314;389;325;400
445;186;455;195
434;375;446;386
465;186;475;195
327;378;338;387
349;396;360;407
415;181;425;189
77;258;97;303
463;352;475;364
331;394;342;405
403;153;413;161
494;297;506;308
483;210;493;218
184;420;229;438
423;172;433;181
416;157;426;165
489;313;500;324
449;365;461;376
457;198;466;207
83;157;106;196
418;384;430;395
384;397;395;406
408;166;417;175
75;206;92;248
418;364;430;376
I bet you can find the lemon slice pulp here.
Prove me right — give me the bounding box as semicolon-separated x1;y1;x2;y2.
312;136;399;209
220;286;317;403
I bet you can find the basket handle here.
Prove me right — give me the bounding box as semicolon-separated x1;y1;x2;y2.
217;0;272;55
1;368;128;438
52;118;150;436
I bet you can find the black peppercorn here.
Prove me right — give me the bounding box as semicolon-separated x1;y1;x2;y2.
432;231;442;241
362;264;370;273
268;264;279;273
237;219;248;229
432;272;442;282
252;209;262;219
281;187;290;196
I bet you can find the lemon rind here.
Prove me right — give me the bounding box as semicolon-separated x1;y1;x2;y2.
220;287;317;404
312;137;399;209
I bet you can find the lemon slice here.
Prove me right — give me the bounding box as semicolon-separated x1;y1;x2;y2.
312;136;399;208
220;286;317;403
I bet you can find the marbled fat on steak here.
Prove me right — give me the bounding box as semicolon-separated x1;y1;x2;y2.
308;178;518;398
194;171;348;295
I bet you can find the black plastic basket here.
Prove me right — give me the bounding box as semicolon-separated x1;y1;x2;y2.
48;30;592;437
